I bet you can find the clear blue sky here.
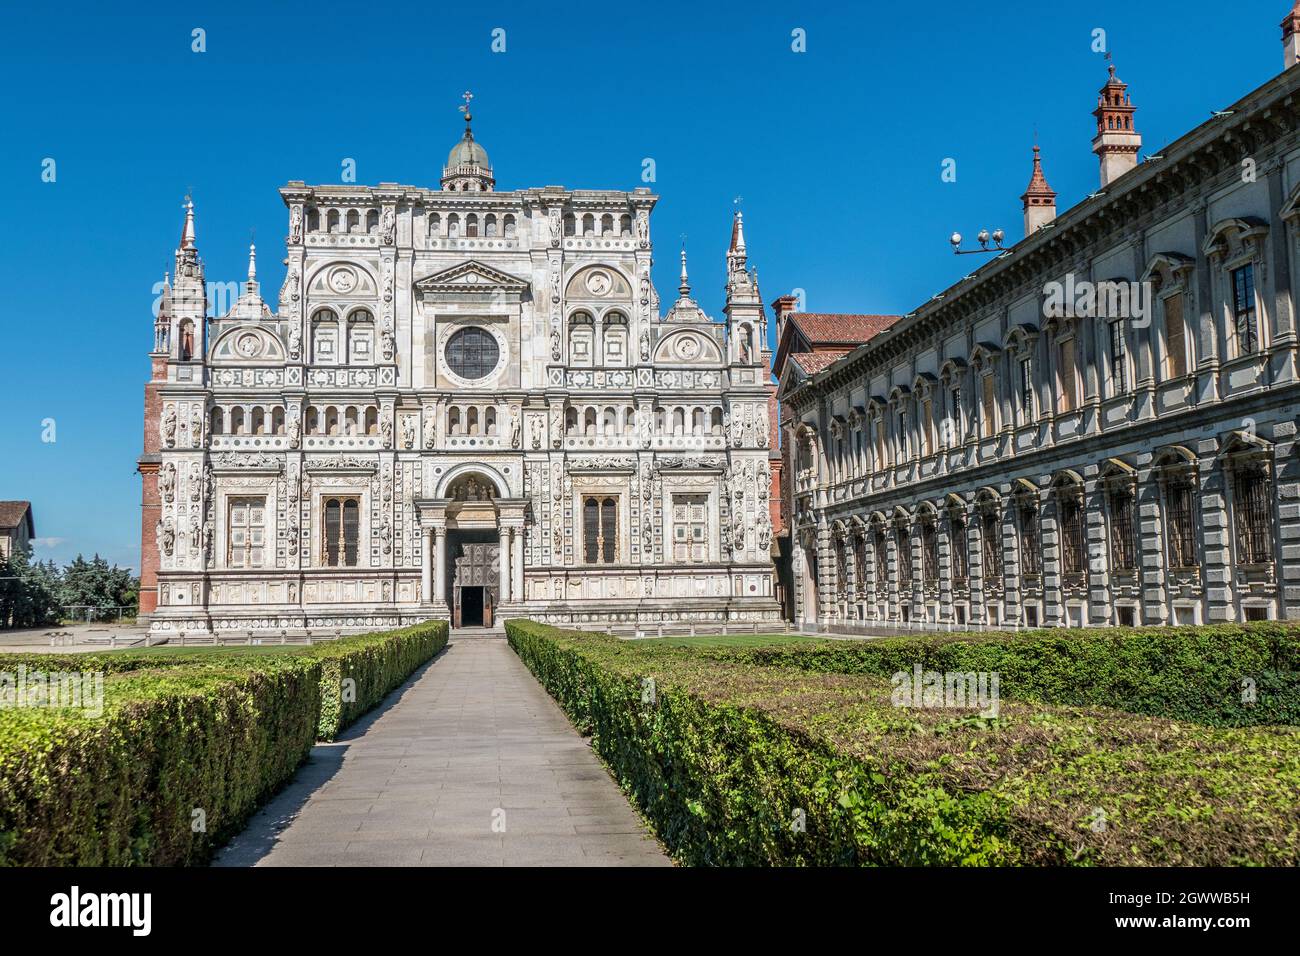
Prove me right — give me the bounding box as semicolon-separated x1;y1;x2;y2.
0;1;1288;571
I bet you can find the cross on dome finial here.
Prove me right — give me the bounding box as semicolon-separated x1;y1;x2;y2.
459;90;474;125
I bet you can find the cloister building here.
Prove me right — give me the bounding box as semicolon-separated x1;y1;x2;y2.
776;12;1300;631
137;103;780;637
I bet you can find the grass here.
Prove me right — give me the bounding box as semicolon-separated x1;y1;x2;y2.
629;633;823;648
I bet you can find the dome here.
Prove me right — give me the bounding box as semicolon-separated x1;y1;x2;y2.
447;132;489;170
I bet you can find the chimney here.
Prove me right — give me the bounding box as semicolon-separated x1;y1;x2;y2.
1285;2;1300;70
1021;145;1057;236
1092;64;1141;188
771;294;798;340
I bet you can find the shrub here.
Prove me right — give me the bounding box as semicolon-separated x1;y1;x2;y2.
507;619;1300;866
721;623;1300;727
0;658;321;865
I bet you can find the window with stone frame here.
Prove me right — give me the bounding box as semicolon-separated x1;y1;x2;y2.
873;530;888;594
1233;459;1274;566
921;519;938;583
834;536;849;601
1018;357;1034;422
1059;490;1087;574
1108;482;1138;571
951;513;969;582
874;416;887;467
919;395;934;457
981;510;1002;579
322;496;360;567
1162;292;1188;379
979;373;997;438
671;493;708;563
583;495;618;564
227;497;266;568
1164;475;1198;569
896;527;912;588
1108;319;1129;395
1019;500;1042;576
853;533;869;601
1231;264;1259;357
1057;336;1078;412
948;384;963;447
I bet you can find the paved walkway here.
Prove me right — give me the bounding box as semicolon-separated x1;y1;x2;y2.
214;634;670;867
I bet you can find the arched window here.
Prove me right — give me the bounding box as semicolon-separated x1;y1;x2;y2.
447;214;460;238
981;508;1002;579
504;214;517;238
673;407;685;435
251;407;266;435
854;531;869;600
584;408;596;437
568;312;594;366
366;209;379;234
364;407;378;435
465;214;479;237
327;209;340;233
896;526;913;589
322;497;360;567
344;407;358;435
950;511;969;582
306;208;320;232
1058;486;1086;575
346;209;360;234
625;406;636;433
1106;477;1137;571
921;518;938;583
711;408;723;435
485;407;497;435
449;407;462;435
1018;497;1042;576
230;407;246;435
178;320;195;361
583;496;618;564
563;213;575;237
305;407;319;434
428;213;442;237
272;407;285;435
1233;458;1273;566
484;214;497;237
619;214;632;237
600;214;613;235
582;214;595;236
467;407;480;436
565;407;577;435
325;407;339;436
1164;472;1198;569
210;407;224;435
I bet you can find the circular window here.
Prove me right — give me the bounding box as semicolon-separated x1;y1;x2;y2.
445;327;500;380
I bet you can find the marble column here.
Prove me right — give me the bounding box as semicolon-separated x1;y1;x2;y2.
421;527;433;603
434;526;447;605
498;527;511;603
512;527;525;601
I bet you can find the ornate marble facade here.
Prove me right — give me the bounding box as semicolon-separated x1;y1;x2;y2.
138;110;780;636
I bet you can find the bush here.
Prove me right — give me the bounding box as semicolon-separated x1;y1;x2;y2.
506;619;1300;866
721;623;1300;727
0;621;448;865
0;658;321;865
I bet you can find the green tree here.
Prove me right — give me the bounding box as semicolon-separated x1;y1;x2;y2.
0;550;62;629
57;554;139;620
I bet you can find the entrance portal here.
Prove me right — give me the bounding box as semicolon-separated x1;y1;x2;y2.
447;529;498;628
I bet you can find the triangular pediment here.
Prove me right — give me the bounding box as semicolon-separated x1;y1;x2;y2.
414;259;530;292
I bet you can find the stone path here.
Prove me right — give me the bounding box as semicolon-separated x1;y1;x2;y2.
214;633;670;867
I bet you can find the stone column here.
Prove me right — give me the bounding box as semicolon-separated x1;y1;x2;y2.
434;525;447;606
512;526;525;601
498;527;511;603
421;527;433;603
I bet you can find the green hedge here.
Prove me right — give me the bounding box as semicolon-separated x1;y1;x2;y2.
304;623;448;740
721;623;1300;727
0;621;448;865
507;619;1300;866
0;658;321;865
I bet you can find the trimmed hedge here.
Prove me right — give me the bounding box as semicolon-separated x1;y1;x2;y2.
0;658;322;865
507;619;1300;866
0;621;448;865
717;623;1300;727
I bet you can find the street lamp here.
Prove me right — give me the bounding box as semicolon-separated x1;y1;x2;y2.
950;228;1006;255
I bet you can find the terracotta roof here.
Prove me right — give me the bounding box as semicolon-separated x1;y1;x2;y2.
0;501;33;535
789;313;901;344
791;350;853;374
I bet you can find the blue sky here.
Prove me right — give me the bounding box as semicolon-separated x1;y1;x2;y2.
0;1;1288;571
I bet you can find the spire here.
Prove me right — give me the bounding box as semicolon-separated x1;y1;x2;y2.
730;210;746;256
247;242;257;283
1284;2;1300;71
679;246;691;296
1021;145;1057;235
1092;58;1141;188
180;196;196;252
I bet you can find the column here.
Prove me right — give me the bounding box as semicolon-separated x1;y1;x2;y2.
498;527;511;604
512;527;525;602
434;526;447;606
421;527;433;603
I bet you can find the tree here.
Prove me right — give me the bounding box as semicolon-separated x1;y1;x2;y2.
0;550;62;629
57;554;139;620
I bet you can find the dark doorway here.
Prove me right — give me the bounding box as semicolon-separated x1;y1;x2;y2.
460;586;485;627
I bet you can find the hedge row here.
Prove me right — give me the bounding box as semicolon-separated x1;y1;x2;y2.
0;622;448;865
718;623;1300;727
507;619;1300;866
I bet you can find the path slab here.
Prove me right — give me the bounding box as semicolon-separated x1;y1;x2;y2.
214;635;670;867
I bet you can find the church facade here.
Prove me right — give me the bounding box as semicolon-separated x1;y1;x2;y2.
138;108;781;637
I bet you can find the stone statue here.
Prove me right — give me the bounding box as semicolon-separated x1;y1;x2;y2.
380;207;395;244
289;206;302;243
639;330;650;362
550;406;563;448
758;512;772;551
161;407;177;447
381;325;396;362
191;407;205;448
159;462;175;502
509;406;521;448
288;323;302;360
287;411;301;448
530;415;542;450
380;410;393;448
423;406;437;449
402;415;415;449
757;407;770;448
636;212;648;246
157;517;174;558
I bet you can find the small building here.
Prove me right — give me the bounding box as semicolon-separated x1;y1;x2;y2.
0;501;35;559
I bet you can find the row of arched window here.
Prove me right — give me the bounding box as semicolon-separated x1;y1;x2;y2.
306;208;380;236
310;308;374;365
562;405;725;438
564;213;634;239
447;405;498;436
569;311;628;367
428;212;518;239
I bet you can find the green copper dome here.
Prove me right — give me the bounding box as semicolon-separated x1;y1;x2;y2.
447;131;489;170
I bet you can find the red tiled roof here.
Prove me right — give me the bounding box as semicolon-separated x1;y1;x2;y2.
791;350;852;375
0;501;33;534
789;313;901;344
